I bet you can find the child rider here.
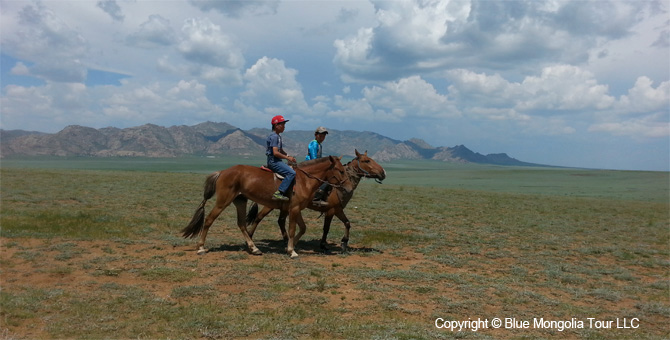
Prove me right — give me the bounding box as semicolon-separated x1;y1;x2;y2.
266;115;297;201
305;126;330;206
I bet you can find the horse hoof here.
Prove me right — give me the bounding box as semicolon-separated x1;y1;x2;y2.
341;242;349;252
197;248;208;255
290;251;299;259
251;248;263;256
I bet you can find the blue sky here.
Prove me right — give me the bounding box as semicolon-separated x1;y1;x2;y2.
1;0;668;171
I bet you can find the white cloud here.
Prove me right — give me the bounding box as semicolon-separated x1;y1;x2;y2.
188;0;279;18
10;62;31;76
516;65;616;111
159;17;247;83
0;78;229;132
363;76;456;118
327;95;396;122
97;0;124;22
323;76;459;124
2;2;88;82
0;0;667;170
1;83;92;131
31;59;88;83
446;69;519;107
652;28;669;48
616;76;670;114
97;79;226;125
447;65;617;114
444;66;668;138
126;15;176;48
589;77;670;138
334;0;659;82
589;112;669;138
2;85;55;121
178;18;245;69
519;116;577;136
333;27;378;81
241;57;310;115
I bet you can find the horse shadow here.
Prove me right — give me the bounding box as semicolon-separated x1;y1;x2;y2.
206;238;382;256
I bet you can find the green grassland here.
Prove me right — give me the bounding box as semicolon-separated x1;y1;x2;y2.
1;157;668;339
3;156;668;201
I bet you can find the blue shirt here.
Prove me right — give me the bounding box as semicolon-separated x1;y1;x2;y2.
305;140;321;160
266;133;283;161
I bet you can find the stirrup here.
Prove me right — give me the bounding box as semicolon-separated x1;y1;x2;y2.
312;199;328;207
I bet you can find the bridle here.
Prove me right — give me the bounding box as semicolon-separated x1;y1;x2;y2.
352;157;384;184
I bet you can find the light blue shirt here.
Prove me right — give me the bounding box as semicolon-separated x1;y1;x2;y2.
305;140;321;160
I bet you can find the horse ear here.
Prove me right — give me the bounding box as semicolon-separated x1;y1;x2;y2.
338;155;343;161
355;149;361;157
365;150;368;156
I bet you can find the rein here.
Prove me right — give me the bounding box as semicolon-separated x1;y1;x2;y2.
291;161;349;190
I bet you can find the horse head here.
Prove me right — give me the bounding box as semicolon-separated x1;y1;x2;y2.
327;155;354;194
354;149;386;183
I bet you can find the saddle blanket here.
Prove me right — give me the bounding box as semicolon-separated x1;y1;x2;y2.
260;166;284;179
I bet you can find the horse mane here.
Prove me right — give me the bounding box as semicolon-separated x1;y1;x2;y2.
298;156;332;167
345;155;361;167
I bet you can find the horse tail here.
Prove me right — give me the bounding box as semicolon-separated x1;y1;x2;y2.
181;172;220;239
246;202;259;226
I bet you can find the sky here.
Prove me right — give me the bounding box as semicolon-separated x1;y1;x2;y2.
1;0;669;171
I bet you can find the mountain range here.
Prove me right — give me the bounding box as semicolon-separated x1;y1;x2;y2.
0;121;542;166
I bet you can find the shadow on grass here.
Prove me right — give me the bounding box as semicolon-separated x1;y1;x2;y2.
206;238;382;256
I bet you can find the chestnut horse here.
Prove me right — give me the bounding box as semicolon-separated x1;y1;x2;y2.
182;156;351;258
246;150;386;252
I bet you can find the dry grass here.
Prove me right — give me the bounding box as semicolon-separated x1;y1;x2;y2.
1;166;668;339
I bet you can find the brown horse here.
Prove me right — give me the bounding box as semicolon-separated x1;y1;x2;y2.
246;150;386;252
181;156;351;258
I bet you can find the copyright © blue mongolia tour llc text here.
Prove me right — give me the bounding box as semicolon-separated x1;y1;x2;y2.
435;317;640;332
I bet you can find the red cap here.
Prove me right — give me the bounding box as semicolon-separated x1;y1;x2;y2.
271;115;289;125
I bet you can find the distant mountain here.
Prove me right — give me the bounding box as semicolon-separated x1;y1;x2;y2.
0;122;544;166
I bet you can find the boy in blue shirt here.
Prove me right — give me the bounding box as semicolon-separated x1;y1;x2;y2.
305;126;328;160
266;115;296;201
306;126;329;206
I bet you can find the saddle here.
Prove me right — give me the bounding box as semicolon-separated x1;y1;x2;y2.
260;166;285;180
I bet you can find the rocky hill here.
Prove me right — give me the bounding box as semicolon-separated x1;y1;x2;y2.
0;121;542;166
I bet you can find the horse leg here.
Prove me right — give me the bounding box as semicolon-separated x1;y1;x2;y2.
278;209;289;242
234;197;262;255
197;203;227;255
247;205;273;239
320;214;335;252
286;209;300;258
294;212;307;245
334;210;352;252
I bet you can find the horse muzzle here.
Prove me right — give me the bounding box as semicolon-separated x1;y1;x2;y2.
372;169;386;183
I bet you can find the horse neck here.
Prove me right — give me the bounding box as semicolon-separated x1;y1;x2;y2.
345;161;364;189
297;160;335;192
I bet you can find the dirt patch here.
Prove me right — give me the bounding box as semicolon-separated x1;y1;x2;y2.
2;236;668;339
